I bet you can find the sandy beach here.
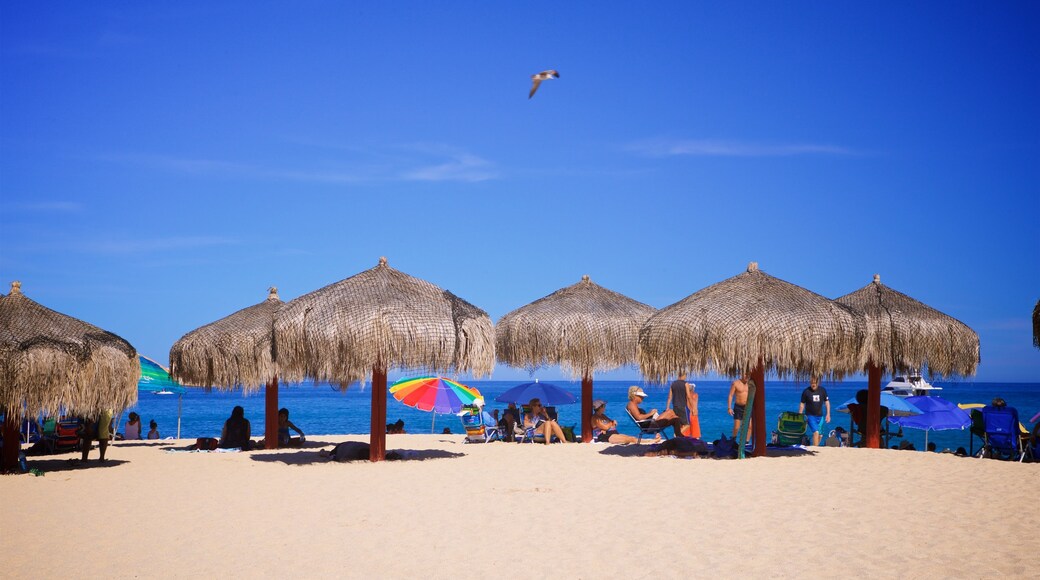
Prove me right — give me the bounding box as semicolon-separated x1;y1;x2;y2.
2;436;1037;579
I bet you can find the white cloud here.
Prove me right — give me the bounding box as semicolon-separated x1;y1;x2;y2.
403;152;497;182
629;138;854;157
100;145;498;184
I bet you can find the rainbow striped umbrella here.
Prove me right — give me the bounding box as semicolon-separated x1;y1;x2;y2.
389;376;483;433
389;376;482;413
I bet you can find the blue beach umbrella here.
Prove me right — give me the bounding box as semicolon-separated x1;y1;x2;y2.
890;396;971;450
494;381;577;406
835;392;922;417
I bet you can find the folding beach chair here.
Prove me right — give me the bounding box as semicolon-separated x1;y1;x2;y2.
46;418;82;453
980;405;1028;462
772;411;808;446
625;408;670;445
458;406;502;443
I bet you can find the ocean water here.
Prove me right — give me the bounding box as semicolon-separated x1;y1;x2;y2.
123;380;1040;453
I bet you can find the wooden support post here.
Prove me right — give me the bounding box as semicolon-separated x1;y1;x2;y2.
265;378;279;450
581;374;593;443
1;409;20;471
751;361;766;457
369;366;388;462
866;363;882;449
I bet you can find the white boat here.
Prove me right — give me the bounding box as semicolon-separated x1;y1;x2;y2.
883;373;942;397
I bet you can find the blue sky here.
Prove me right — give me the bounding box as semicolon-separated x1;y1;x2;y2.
2;2;1037;382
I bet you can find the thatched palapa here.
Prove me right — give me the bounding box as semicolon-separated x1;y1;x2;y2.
169;287;282;392
169;286;283;449
834;274;979;449
0;281;140;418
0;281;139;470
638;262;865;382
496;275;655;442
638;262;865;457
274;257;494;461
275;257;494;384
496;275;655;375
835;274;980;377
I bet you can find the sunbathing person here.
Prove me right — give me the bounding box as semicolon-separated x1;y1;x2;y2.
524;398;568;444
590;400;637;444
644;436;710;458
625;386;683;438
319;442;402;462
277;408;306;447
219;406;252;450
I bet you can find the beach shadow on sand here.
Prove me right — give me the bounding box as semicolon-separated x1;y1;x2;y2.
249;448;465;466
596;444;818;460
21;458;130;473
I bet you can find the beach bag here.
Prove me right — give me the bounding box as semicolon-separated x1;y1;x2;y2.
713;433;736;458
195;437;219;451
561;425;577;442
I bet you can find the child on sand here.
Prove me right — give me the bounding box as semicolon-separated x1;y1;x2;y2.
147;420;160;439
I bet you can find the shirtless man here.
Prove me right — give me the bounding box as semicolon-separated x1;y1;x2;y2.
727;373;750;439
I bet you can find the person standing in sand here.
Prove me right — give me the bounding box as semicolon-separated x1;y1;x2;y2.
667;373;694;436
728;373;750;439
798;377;830;446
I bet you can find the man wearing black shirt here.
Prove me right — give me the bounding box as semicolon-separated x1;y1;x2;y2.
798;378;830;446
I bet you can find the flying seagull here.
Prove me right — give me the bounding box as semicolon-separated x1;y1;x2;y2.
529;69;560;99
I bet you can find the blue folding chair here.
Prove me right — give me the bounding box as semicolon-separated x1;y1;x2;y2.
459;406;502;443
980;405;1026;462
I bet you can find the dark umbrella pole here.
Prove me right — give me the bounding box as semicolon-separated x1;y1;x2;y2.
581;373;593;443
865;363;883;448
751;361;766;457
265;378;278;450
369;365;387;462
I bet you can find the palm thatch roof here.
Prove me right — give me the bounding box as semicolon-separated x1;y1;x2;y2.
274;257;494;384
0;281;139;419
169;287;282;392
1033;298;1039;349
835;274;980;377
496;275;656;377
638;262;865;382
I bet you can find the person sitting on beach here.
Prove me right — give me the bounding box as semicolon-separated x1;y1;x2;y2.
524;398;568;444
386;419;405;434
147;420;160;440
124;412;142;440
625;386;683;438
499;403;520;442
590;400;638;444
219;406;252;450
277;408;306;447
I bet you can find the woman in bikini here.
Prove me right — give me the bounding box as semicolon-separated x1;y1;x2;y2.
590;400;638;444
